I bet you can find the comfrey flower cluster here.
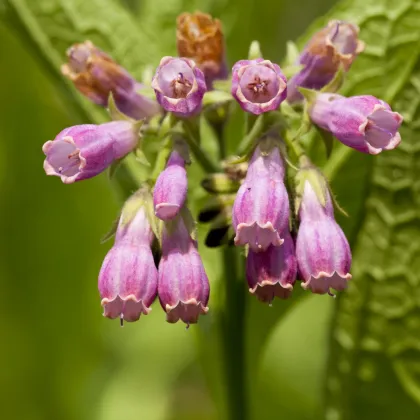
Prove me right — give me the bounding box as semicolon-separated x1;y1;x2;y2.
42;13;403;324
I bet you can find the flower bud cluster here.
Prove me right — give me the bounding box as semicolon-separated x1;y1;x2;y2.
41;12;404;325
99;191;209;325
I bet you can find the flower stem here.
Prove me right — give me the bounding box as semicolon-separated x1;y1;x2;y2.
182;120;220;173
284;131;307;161
221;246;248;420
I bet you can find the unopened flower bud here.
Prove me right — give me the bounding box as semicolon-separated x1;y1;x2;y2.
98;196;158;322
309;93;403;154
246;232;297;303
231;59;287;114
43;121;139;183
153;151;188;220
158;216;209;324
151;57;207;117
62;41;160;119
296;176;351;294
232;144;290;252
177;12;227;88
288;20;364;103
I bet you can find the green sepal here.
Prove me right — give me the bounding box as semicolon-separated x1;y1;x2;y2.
135;85;157;101
107;93;132;121
202;90;233;107
119;188;150;227
282;64;305;79
108;156;124;180
298;86;318;104
100;213;121;244
248;40;263;60
328;185;349;218
141;65;154;86
134;148;151;167
118;187;162;245
201;173;241;194
212;79;231;93
158;112;176;139
284;41;300;67
321;65;345;93
294;165;329;215
227;154;250;165
144;195;162;245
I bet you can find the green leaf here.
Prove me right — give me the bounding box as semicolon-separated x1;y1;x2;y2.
294;1;420;418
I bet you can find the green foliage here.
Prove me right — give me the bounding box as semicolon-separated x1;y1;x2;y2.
1;0;420;419
297;0;420;418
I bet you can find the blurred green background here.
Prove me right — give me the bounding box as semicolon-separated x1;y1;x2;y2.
1;0;420;419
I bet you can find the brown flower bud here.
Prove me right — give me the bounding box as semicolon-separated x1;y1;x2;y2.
176;12;227;87
61;41;159;119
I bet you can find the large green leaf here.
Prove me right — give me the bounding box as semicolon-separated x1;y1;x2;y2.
295;0;420;418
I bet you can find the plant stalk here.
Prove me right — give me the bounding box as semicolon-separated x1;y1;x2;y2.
221;246;247;420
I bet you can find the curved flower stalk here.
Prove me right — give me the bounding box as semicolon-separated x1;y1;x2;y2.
177;11;227;88
43;121;140;183
158;215;210;325
151;57;207;117
232;143;290;252
231;59;287;115
246;231;297;303
98;193;158;322
309;93;403;154
62;41;160;119
288;20;364;103
296;172;352;295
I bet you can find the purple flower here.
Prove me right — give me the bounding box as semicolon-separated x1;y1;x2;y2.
61;41;160;119
158;217;209;325
296;179;351;295
43;121;139;183
232;145;290;252
246;232;297;303
99;202;158;322
231;59;287;114
288;20;364;103
153;151;188;220
151;57;207;117
309;93;403;154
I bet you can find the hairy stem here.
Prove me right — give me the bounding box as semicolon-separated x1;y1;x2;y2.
221;246;247;420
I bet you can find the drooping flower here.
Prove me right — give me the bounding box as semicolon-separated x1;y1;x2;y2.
231;59;287;114
176;11;227;88
153;151;188;220
246;231;297;303
98;193;158;322
61;41;160;119
309;93;403;154
151;57;207;117
232;144;290;252
296;173;351;295
43;121;140;183
158;215;209;324
287;20;364;103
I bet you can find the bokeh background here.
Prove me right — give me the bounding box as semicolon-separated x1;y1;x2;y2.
1;0;420;419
